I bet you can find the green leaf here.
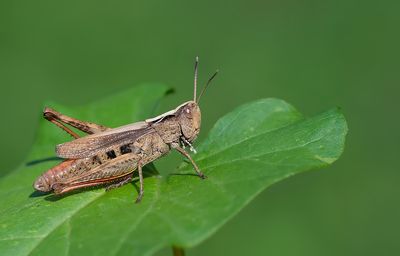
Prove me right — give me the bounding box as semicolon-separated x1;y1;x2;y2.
0;85;347;256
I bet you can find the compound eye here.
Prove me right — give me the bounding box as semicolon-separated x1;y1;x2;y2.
186;108;190;114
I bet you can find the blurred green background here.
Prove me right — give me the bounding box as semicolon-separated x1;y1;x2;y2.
0;0;399;255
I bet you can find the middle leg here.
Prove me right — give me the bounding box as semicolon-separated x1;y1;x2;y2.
135;160;144;203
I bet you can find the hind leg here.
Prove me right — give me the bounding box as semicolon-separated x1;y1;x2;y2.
43;107;110;137
105;173;134;191
52;153;146;202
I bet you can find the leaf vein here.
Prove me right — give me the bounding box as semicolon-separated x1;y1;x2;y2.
65;219;71;256
27;192;104;256
112;180;161;256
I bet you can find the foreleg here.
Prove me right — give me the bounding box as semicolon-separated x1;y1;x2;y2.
173;144;206;179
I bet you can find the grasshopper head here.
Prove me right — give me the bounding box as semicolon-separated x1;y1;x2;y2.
176;56;217;143
177;101;201;142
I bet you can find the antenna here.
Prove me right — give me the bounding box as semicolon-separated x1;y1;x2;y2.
197;69;218;103
193;56;199;102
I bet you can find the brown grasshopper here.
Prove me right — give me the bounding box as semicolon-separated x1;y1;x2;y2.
33;57;217;203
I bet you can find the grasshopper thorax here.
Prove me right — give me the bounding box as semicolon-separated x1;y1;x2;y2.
177;101;201;143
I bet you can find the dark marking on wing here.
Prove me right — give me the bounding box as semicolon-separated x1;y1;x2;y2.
106;150;117;159
93;155;102;165
120;144;132;154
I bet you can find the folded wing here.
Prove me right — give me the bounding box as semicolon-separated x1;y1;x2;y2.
56;121;153;159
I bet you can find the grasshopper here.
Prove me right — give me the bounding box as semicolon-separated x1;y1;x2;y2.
33;57;217;203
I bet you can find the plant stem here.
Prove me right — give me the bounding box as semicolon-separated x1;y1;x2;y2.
172;246;185;256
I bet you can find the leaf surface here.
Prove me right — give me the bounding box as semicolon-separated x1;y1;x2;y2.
0;85;347;256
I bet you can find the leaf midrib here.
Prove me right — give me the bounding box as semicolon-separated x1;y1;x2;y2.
197;117;301;162
200;135;326;171
197;113;335;165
